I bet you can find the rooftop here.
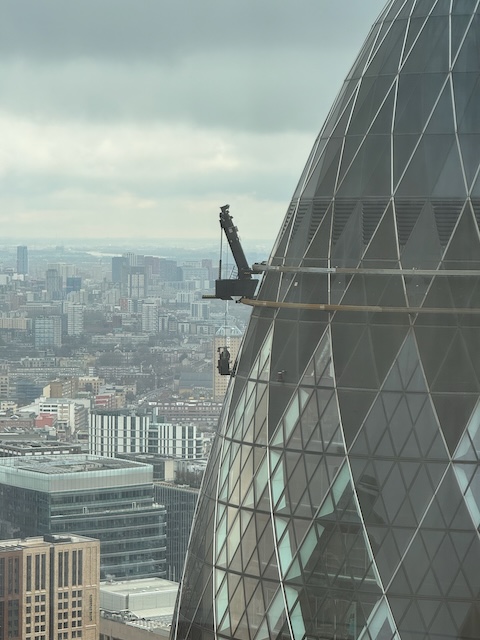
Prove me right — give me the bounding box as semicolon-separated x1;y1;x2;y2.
0;454;146;475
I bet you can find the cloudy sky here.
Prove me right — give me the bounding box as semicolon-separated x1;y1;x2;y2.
1;0;386;244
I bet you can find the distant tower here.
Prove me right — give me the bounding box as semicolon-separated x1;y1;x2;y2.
16;245;28;275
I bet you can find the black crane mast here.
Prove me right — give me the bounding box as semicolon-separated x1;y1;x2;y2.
214;205;258;301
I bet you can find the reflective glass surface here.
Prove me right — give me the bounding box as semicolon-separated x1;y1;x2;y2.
172;2;480;639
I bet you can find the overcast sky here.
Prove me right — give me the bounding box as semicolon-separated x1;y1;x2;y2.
1;0;386;244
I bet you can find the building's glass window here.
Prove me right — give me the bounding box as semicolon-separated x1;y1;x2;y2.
57;553;63;588
35;555;40;591
26;555;32;592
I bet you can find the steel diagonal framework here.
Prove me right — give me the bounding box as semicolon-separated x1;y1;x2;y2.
172;1;480;638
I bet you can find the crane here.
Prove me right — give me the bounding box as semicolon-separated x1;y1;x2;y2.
213;205;258;301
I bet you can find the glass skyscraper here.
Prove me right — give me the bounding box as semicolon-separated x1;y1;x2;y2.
172;1;480;638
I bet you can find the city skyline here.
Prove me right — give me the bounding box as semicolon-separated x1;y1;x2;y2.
0;1;385;242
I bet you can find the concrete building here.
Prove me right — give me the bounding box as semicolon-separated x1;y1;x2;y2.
89;411;150;457
100;578;178;640
141;301;159;333
34;316;62;350
0;455;166;581
147;422;203;460
66;303;85;336
0;533;100;640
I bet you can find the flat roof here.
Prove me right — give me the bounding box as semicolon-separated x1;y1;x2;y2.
0;534;98;551
0;454;147;475
100;577;178;596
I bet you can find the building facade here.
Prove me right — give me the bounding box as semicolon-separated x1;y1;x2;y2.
89;411;150;457
0;455;166;582
34;316;62;350
0;534;99;640
173;2;480;639
16;246;28;276
154;483;199;583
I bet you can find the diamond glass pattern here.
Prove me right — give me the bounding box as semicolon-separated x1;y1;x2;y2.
172;2;480;639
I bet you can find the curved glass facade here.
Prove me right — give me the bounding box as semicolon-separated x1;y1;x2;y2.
172;1;480;638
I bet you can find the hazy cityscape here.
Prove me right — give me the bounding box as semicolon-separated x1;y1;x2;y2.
0;237;258;636
2;1;480;640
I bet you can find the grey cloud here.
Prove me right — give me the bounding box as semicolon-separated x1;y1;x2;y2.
3;1;386;61
0;40;371;134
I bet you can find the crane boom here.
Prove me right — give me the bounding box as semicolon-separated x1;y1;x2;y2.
219;205;251;279
213;205;258;301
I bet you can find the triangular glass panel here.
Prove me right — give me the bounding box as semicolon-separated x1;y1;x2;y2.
366;19;408;77
338;333;380;390
303;205;332;267
431;136;467;198
432;333;480;394
402;15;449;73
453;15;480;73
458;134;480;188
400;200;442;268
443;203;480;268
348;75;396;136
337;134;392;199
331;201;364;268
362;203;399;266
431;393;477;454
395;134;456;197
395;73;447;134
337;389;376;448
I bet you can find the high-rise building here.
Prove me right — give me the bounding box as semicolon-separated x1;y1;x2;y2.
173;3;480;640
128;266;146;299
0;455;166;581
141;301;159;333
154;483;199;583
66;303;85;336
34;316;62;350
45;269;63;301
111;256;129;287
16;245;28;276
0;534;100;640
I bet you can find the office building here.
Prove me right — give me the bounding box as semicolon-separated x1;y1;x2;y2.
0;534;100;640
154;483;199;583
111;257;129;288
45;269;63;301
173;3;480;640
128;267;146;299
0;455;166;581
34;316;62;350
16;245;28;276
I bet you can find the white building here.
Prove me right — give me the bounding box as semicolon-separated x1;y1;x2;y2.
148;420;204;459
89;411;150;457
90;411;204;460
66;302;85;336
141;301;159;333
